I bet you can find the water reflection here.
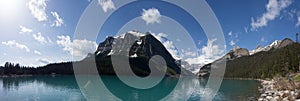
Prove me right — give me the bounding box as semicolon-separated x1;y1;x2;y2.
2;77;22;91
1;76;79;91
0;76;84;101
189;78;260;101
0;76;259;101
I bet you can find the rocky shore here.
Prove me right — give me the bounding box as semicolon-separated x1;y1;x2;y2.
258;79;300;101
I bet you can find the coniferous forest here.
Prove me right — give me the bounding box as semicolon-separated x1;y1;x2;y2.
0;62;73;76
224;42;300;78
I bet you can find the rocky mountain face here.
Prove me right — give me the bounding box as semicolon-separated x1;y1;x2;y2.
222;47;250;60
197;46;249;77
198;38;297;78
87;30;192;77
277;38;293;48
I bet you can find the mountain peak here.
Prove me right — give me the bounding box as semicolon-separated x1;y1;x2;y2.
269;40;282;48
256;45;263;50
250;39;285;55
93;30;193;76
277;38;293;48
113;30;146;39
232;45;240;51
224;48;249;60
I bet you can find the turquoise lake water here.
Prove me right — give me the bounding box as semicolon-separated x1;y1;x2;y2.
0;76;259;101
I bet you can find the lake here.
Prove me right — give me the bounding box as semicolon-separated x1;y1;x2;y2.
0;76;260;101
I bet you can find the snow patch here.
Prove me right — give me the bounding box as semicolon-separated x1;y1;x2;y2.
130;53;138;58
137;40;142;45
107;50;114;56
114;30;146;39
250;40;282;55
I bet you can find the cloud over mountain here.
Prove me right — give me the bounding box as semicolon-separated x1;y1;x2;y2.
56;35;97;58
141;8;161;25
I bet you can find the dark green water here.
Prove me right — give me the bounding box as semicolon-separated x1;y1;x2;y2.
0;76;259;101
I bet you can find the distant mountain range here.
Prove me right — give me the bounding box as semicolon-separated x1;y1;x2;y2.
198;38;300;78
2;30;299;79
249;39;293;55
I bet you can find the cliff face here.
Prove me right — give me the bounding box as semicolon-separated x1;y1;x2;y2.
91;31;193;77
222;48;250;60
277;38;293;49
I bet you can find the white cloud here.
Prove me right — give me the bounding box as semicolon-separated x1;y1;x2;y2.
56;35;98;57
2;40;30;52
151;32;224;65
28;0;48;22
185;56;213;66
47;37;53;43
163;41;180;59
151;32;181;60
198;40;202;45
152;33;167;42
228;31;239;46
251;0;292;31
141;8;161;25
151;32;224;67
244;27;248;33
261;37;266;42
51;11;64;27
229;40;236;46
185;39;225;65
201;39;224;59
287;9;296;19
296;16;300;27
57;35;72;53
228;31;232;36
34;50;41;55
19;26;33;34
228;31;239;38
73;39;98;57
98;0;115;12
33;32;47;44
181;49;197;57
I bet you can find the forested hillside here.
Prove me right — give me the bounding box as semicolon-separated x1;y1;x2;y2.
224;42;300;78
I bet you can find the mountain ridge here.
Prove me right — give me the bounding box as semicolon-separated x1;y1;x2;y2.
198;38;299;78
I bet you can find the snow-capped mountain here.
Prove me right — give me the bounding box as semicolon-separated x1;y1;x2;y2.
180;61;204;74
93;30;193;76
249;40;282;55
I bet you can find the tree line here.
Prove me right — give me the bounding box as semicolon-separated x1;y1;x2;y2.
0;62;74;76
224;42;300;79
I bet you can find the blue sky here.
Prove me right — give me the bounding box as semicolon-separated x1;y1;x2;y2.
0;0;300;67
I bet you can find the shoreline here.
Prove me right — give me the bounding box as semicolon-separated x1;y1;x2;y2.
257;78;300;101
223;77;261;81
0;74;34;78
